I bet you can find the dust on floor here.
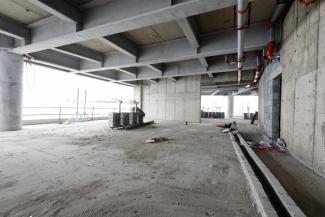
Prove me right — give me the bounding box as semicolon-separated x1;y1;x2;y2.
0;120;258;217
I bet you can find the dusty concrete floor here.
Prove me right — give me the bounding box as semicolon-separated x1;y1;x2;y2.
0;120;258;217
238;123;325;217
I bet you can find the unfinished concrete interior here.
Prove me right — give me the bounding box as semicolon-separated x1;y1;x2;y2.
1;0;325;216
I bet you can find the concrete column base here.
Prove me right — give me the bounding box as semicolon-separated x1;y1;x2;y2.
0;50;23;131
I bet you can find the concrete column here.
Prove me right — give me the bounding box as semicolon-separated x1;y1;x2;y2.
134;84;143;109
0;50;23;131
227;95;234;118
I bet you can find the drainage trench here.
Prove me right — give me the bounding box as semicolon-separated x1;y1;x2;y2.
233;134;291;217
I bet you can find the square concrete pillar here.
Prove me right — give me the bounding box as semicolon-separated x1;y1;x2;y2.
0;50;23;131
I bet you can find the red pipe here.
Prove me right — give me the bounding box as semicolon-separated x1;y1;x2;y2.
299;0;316;7
265;40;277;61
264;22;277;61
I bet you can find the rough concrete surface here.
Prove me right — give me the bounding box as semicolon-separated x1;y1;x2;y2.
0;120;258;217
0;50;23;132
135;76;201;123
259;1;325;176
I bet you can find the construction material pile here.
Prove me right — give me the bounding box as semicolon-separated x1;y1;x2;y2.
217;121;238;134
248;138;288;153
145;137;169;143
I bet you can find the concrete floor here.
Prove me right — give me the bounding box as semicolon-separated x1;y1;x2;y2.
0;120;258;217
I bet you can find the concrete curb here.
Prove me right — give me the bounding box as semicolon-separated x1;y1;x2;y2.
229;133;278;217
236;133;306;217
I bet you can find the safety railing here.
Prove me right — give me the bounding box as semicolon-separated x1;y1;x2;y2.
23;105;129;124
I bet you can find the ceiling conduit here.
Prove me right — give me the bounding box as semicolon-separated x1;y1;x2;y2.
265;1;288;62
235;0;250;84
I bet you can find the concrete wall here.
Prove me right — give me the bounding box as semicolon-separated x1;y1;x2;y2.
259;1;325;175
134;75;201;123
258;62;282;138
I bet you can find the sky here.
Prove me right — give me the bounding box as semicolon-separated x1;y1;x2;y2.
23;63;134;119
23;63;134;107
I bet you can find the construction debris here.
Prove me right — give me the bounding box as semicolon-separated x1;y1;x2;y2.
217;123;232;128
111;101;154;130
249;138;288;152
219;121;238;134
145;137;169;143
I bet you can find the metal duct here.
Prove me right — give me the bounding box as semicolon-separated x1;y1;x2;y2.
265;1;288;61
254;52;262;83
271;3;287;22
236;0;249;84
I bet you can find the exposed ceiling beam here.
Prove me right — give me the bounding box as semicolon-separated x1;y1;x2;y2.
29;50;80;71
25;59;70;72
198;57;208;67
78;72;114;82
147;79;159;83
0;34;14;49
0;15;31;44
29;0;81;24
78;23;268;73
79;72;137;87
168;77;177;82
116;68;137;77
178;16;211;72
100;34;137;57
90;70;118;80
87;55;256;82
177;17;199;48
147;64;163;75
232;87;257;96
202;83;251;90
114;81;137;87
211;90;221;96
198;57;212;77
11;0;255;54
52;44;104;63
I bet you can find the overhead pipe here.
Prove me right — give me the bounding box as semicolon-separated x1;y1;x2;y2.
254;51;263;83
265;1;288;61
246;51;263;88
235;0;250;84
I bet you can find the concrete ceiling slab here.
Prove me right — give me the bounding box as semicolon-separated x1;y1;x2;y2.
0;0;50;24
71;0;94;4
196;0;276;34
0;0;277;83
122;21;185;46
79;0;115;10
78;38;116;54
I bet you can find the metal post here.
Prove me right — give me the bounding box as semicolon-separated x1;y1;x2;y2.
58;107;62;124
76;88;79;119
91;106;94;120
83;89;87;119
